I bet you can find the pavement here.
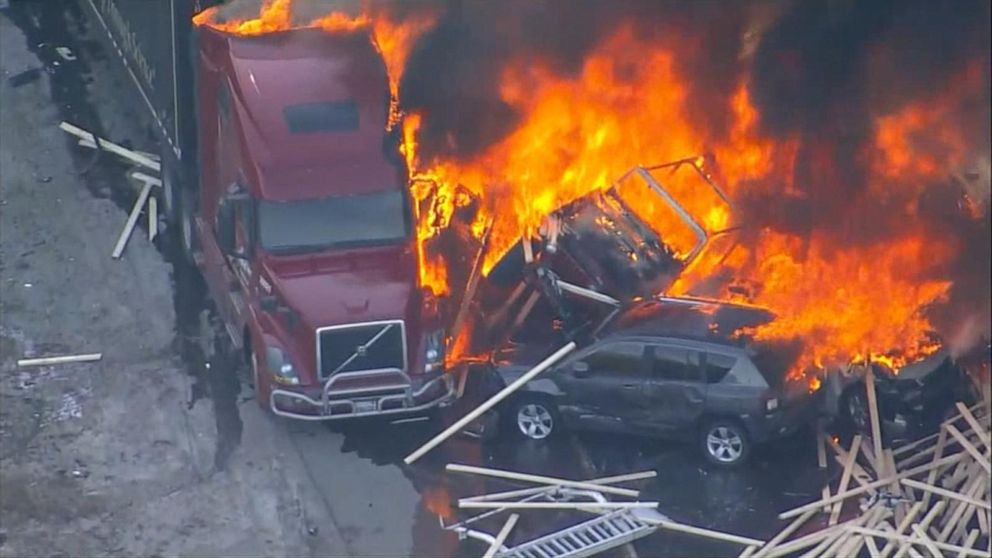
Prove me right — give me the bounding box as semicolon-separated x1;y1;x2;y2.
0;2;831;557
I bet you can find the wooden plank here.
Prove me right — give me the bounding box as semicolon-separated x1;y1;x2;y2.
865;366;886;474
510;291;541;332
648;519;765;547
816;420;828;468
111;180;154;259
780;453;965;519
955;530;979;558
799;506;883;558
17;353;102;367
403;342;576;464
902;478;991;511
752;509;817;558
938;466;986;536
878;503;923;558
447;462;640;498
760;524;842;558
910;525;945;558
955;402;991;452
923;428;949;508
460;470;656;502
521;235;534;263
59;121;160;171
828;436;878;496
944;424;991;475
459;501;658;510
148;196;158;241
830;435;862;526
482;513;519;558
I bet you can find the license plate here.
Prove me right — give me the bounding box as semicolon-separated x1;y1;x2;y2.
355;400;376;414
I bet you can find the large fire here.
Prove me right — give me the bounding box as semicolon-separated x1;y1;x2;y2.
197;1;990;379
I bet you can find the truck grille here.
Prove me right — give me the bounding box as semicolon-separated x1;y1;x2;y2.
317;321;406;379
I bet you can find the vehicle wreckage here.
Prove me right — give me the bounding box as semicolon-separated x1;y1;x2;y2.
420;156;975;451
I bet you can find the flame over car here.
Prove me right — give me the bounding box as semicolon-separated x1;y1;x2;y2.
196;0;990;382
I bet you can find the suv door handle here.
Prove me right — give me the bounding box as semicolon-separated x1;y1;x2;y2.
622;383;638;389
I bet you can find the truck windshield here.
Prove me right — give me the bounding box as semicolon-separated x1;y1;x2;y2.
258;190;410;253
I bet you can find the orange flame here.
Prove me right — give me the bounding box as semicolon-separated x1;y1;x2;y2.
402;25;983;376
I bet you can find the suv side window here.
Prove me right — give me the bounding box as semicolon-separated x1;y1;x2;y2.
703;353;737;384
583;342;645;374
649;345;702;382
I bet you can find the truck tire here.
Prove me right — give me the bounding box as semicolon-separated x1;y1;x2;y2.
249;348;271;412
160;149;198;264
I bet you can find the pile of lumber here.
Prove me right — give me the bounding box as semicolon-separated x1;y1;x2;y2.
746;398;991;558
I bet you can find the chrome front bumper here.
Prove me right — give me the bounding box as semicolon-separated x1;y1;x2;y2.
269;368;456;421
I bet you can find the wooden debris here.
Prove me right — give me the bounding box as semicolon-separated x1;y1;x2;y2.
482;513;518;558
764;400;990;558
646;519;765;547
148;195;158;241
460;470;656;503
111;180;154;259
459;501;659;510
447;463;640;498
17;353;102;367
59;121;160;172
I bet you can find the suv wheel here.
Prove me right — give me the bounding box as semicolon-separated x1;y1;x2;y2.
508;396;558;440
701;420;750;466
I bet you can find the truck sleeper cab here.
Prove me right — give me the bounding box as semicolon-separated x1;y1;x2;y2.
192;26;453;420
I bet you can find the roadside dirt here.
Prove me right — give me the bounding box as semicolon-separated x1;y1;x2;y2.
0;7;343;556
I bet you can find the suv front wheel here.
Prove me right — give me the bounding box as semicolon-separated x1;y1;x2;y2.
700;419;751;466
506;396;559;440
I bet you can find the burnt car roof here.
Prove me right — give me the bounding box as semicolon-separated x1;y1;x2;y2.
600;297;776;345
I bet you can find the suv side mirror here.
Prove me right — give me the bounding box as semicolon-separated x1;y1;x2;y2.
571;361;591;378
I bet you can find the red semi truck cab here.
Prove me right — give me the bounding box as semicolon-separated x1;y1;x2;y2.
188;26;453;420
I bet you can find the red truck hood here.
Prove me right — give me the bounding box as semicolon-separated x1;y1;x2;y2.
259;245;419;329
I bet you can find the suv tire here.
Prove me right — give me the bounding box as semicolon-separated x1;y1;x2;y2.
506;396;559;441
700;419;750;466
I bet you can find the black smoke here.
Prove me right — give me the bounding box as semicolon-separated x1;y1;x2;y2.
399;0;751;161
743;0;990;235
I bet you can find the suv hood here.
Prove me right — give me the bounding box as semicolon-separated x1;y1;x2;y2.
259;245;418;329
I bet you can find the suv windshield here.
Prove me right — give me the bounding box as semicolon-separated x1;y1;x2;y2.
259;190;410;253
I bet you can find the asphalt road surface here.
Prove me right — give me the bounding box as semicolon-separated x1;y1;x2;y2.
0;2;831;556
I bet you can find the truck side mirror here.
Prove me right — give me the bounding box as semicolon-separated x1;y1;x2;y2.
259;295;278;312
216;201;239;257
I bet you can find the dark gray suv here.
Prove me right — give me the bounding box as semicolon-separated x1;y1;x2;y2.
483;300;821;466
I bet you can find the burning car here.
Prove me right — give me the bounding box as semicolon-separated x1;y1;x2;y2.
476;298;821;467
439;156;976;452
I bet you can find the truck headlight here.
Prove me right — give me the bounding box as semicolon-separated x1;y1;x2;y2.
266;346;300;385
425;329;445;373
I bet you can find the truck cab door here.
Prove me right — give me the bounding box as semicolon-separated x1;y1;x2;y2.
212;193;253;340
644;344;707;434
